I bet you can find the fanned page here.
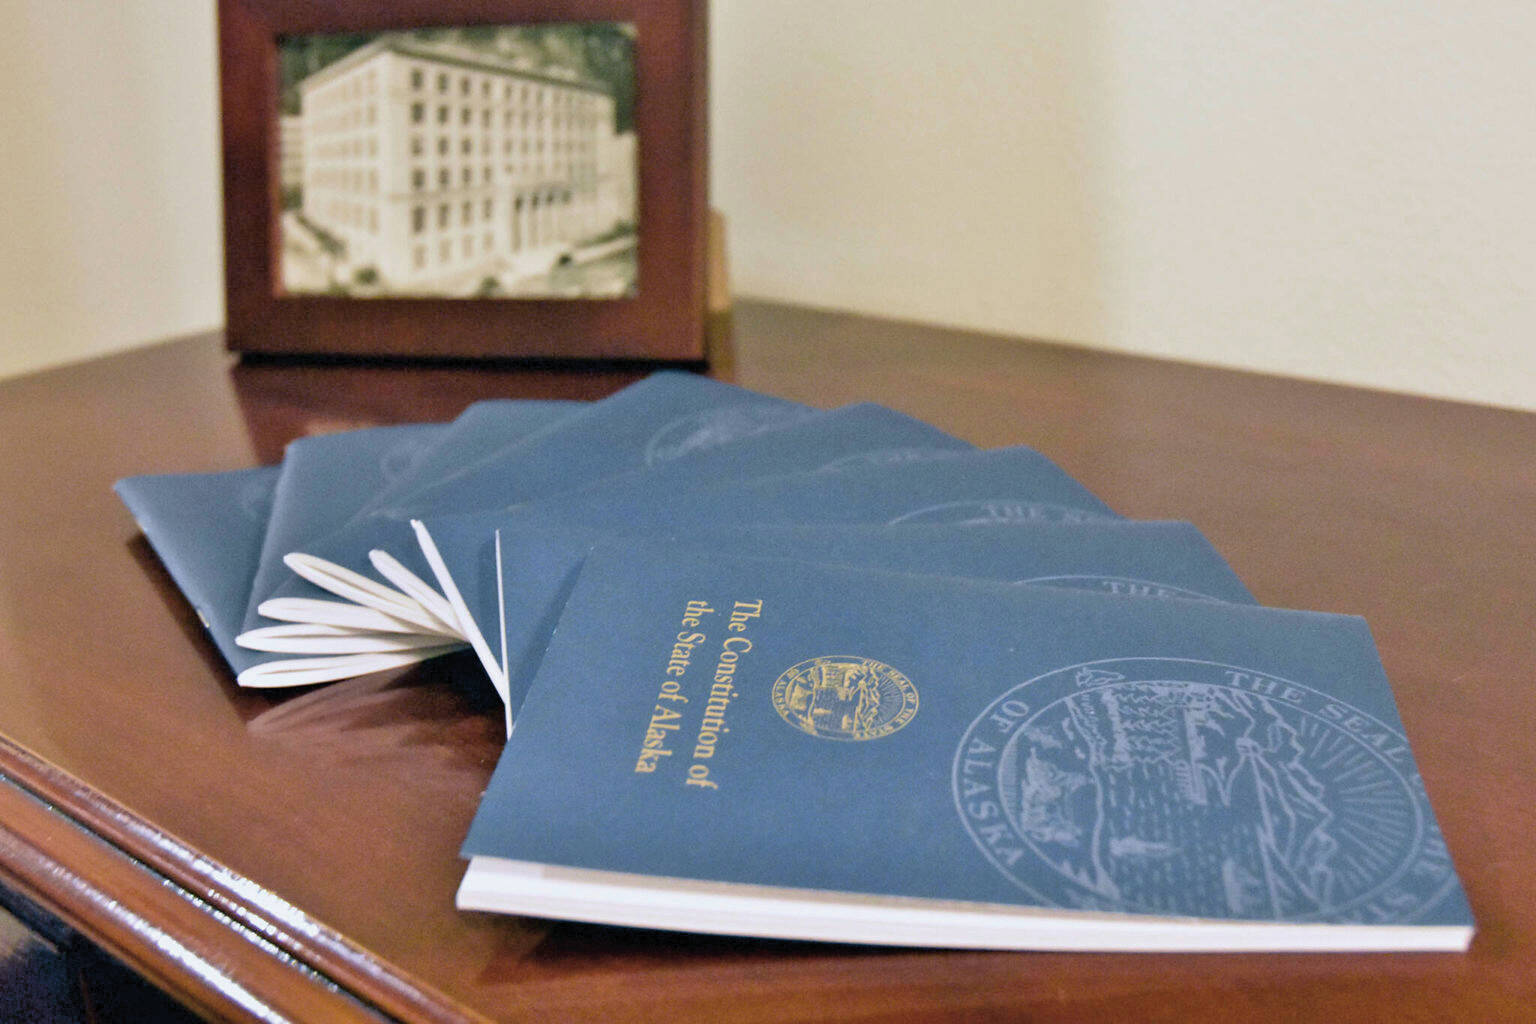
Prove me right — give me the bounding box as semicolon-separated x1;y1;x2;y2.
114;463;464;688
243;423;443;608
233;401;582;686
458;540;1473;951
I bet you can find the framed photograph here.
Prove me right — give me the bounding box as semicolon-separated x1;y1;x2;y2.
219;1;708;361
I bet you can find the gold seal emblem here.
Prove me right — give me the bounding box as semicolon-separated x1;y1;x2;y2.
771;656;919;741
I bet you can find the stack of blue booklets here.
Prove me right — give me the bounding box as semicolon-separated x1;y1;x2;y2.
116;373;1473;951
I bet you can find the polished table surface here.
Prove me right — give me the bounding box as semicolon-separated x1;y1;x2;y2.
0;300;1532;1021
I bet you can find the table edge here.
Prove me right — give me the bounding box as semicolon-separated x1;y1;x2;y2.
0;734;489;1024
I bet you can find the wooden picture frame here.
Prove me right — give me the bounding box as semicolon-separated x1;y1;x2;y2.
218;0;708;361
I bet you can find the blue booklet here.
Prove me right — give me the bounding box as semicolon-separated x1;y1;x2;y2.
365;371;814;517
418;443;1120;705
232;421;489;686
509;443;1118;534
253;399;973;691
242;399;585;640
488;401;975;514
115;466;280;675
653;521;1256;604
353;399;581;518
117;434;471;686
458;540;1472;951
117;400;578;685
427;518;1249;718
244;373;815;643
241;423;449;636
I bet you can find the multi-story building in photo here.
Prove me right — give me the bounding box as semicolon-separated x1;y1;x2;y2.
295;34;632;294
279;115;304;192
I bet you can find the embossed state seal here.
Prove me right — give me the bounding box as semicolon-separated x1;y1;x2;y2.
772;656;918;741
952;658;1459;923
815;447;958;474
1017;575;1224;603
643;405;807;465
889;500;1110;526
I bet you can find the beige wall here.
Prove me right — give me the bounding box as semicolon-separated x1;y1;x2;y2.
3;2;1533;411
713;2;1536;410
0;1;223;379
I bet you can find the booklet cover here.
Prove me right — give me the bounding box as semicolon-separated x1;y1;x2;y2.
508;443;1118;535
658;521;1256;604
228;400;587;686
245;373;816;639
242;422;448;636
118;461;467;682
427;518;1249;717
370;371;814;518
418;444;1121;704
115;466;279;675
355;399;580;518
458;540;1472;951
242;398;586;635
117;400;580;687
249;400;975;690
484;401;975;517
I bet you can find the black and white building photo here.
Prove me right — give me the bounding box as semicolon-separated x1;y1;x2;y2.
278;24;637;299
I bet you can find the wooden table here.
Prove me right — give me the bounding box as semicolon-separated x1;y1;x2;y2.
0;301;1531;1021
